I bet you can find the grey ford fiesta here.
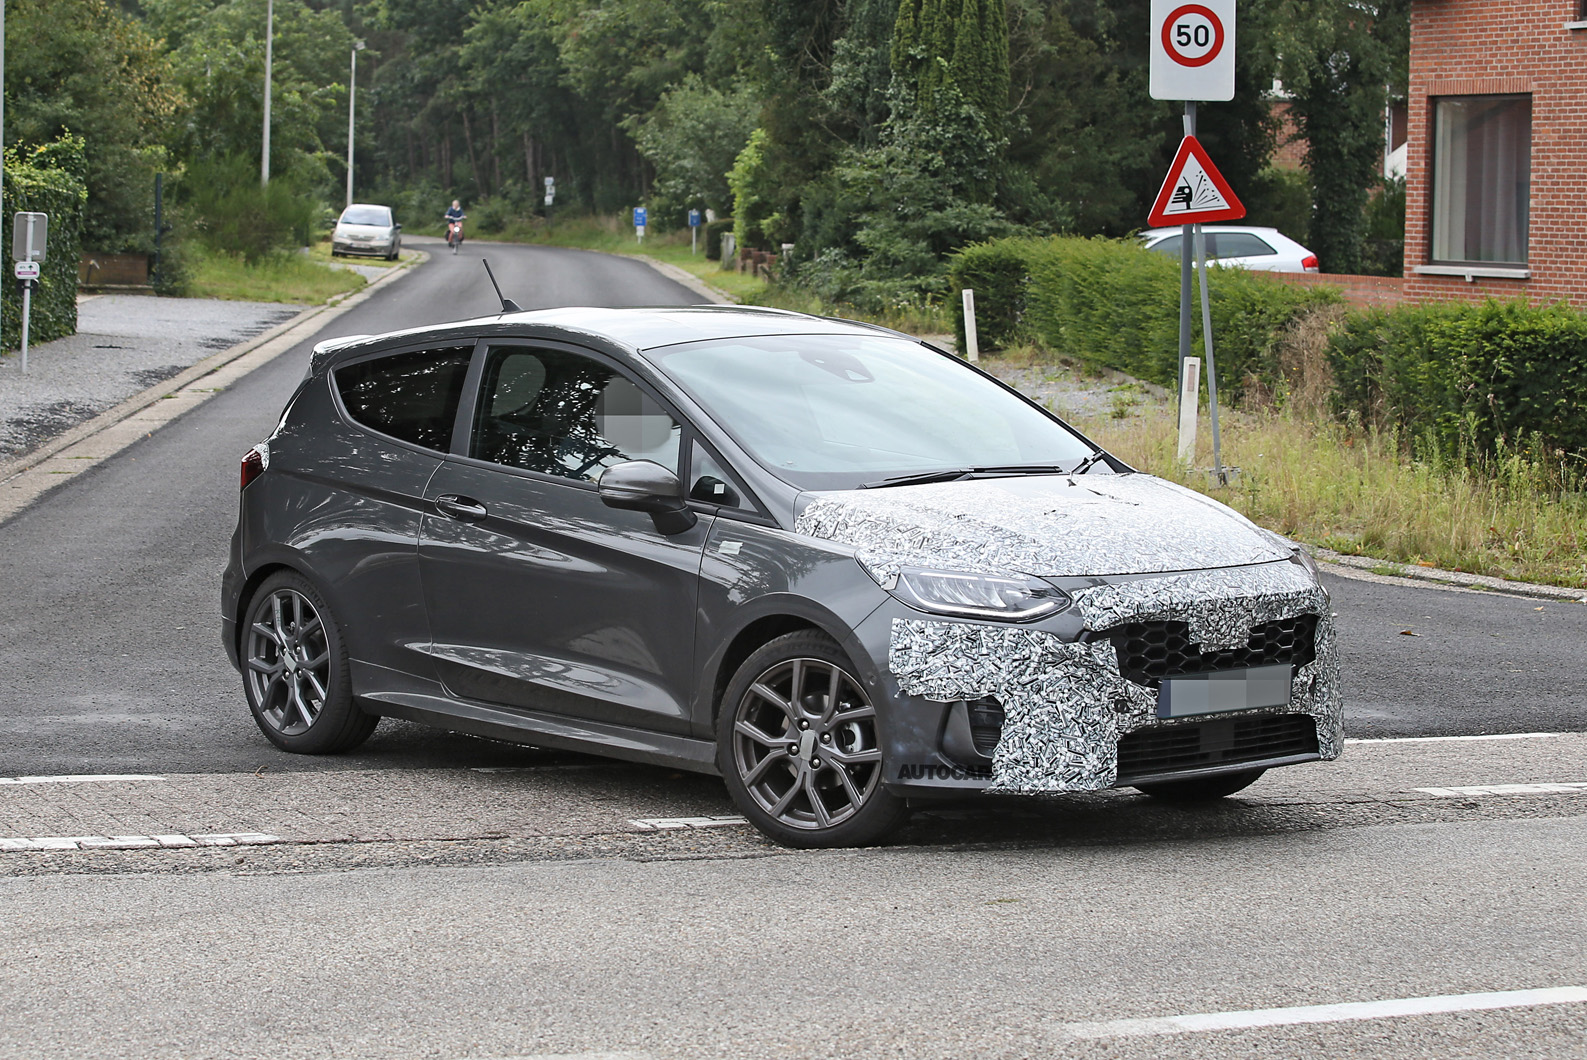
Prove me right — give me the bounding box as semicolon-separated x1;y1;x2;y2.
222;305;1342;847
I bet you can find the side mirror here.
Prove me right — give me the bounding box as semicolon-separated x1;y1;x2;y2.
394;223;402;230
598;460;698;536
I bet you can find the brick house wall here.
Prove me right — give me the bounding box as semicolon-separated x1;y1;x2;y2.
1403;0;1587;307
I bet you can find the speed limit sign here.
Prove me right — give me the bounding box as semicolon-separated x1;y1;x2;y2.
1149;0;1235;101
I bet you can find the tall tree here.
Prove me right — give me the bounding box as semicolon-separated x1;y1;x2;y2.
5;0;180;250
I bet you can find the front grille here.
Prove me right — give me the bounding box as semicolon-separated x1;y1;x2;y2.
1116;713;1319;781
1103;614;1319;690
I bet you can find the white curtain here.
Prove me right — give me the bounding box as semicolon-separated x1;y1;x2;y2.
1432;97;1531;265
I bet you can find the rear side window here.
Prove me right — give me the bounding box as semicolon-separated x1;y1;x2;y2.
1209;233;1277;258
335;346;473;452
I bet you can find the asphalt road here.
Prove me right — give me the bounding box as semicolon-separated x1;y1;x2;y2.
1;241;1584;1060
0;240;704;775
0;234;1583;774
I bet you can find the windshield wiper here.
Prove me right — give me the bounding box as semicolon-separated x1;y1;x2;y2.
860;468;973;489
1069;450;1110;476
859;464;1070;489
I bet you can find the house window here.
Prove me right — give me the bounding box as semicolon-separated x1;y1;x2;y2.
1431;96;1531;266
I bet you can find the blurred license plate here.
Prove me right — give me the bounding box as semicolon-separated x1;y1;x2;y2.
1157;664;1293;719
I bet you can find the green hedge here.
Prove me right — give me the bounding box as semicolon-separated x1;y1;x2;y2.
2;136;88;351
949;236;1338;402
1329;300;1587;462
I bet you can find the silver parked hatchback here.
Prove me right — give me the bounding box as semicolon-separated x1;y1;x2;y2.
222;306;1342;847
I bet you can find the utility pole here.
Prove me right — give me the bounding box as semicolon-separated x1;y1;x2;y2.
346;40;364;208
261;0;273;186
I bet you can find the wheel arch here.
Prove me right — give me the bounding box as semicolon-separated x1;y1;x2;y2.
231;555;340;662
706;601;885;728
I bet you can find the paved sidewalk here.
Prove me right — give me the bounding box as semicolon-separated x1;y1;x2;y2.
0;295;298;461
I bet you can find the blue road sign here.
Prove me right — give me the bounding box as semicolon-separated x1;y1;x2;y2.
633;207;647;227
688;209;702;227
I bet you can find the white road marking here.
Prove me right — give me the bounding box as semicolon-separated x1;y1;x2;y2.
0;832;282;852
1346;732;1564;745
452;1053;653;1060
629;815;748;831
1416;782;1587;798
0;774;165;785
1057;986;1587;1039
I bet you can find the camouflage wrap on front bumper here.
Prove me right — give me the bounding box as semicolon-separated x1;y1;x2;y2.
887;561;1342;793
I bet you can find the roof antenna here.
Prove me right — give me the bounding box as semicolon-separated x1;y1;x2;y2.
481;258;523;313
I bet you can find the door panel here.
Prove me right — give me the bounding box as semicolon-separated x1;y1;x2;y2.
417;343;710;733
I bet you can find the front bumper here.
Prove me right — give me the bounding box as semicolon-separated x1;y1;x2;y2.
334;241;394;257
864;559;1343;797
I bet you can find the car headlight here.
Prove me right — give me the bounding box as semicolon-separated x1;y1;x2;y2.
867;563;1072;622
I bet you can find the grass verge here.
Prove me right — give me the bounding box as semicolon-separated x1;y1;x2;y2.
186;247;366;304
1066;404;1587;591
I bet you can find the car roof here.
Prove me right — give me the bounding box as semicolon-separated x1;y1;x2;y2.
310;305;906;374
1140;225;1284;238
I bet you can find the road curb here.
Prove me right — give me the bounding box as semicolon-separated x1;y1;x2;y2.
0;252;425;525
634;254;736;305
1313;546;1587;604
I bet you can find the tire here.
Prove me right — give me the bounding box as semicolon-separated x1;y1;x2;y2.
1134;768;1265;802
241;571;376;754
717;630;908;848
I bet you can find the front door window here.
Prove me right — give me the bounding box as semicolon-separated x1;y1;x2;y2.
471;346;680;481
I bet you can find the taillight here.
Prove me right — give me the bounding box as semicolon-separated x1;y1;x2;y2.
1301;254;1320;272
240;444;269;490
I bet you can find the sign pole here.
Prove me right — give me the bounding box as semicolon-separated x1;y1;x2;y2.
18;281;30;374
1193;223;1226;485
1177;101;1196;428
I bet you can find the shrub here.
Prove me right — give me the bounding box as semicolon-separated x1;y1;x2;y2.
949;235;1337;402
182;155;319;263
1329;300;1587;465
2;135;88;350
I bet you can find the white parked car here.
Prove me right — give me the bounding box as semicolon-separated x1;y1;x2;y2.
1141;226;1319;273
331;204;401;260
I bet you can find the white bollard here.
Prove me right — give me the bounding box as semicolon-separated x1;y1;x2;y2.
1177;357;1201;462
960;288;979;362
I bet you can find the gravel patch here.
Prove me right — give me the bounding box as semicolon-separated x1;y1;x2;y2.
983;359;1172;421
0;295;299;461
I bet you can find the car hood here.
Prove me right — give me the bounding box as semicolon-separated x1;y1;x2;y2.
793;473;1291;579
336;223;392;235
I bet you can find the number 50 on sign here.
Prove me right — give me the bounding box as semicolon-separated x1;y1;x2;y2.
1149;0;1235;101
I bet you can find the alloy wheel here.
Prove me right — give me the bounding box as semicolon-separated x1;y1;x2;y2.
731;657;882;831
245;588;331;736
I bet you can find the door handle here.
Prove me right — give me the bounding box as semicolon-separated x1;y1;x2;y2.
435;495;488;521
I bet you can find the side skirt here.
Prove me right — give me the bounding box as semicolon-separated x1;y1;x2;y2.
360;690;722;777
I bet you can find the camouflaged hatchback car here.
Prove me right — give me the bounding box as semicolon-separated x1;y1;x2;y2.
223;306;1341;847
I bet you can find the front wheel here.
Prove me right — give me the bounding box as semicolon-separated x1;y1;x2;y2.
1135;768;1265;802
718;631;908;848
242;571;376;754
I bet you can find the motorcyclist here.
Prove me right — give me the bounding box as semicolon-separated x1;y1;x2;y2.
443;200;466;252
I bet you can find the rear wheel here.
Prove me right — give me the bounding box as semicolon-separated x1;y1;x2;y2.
718;631;908;848
242;571;376;754
1134;768;1265;802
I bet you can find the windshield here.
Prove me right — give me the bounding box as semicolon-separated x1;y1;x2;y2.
341;205;392;227
647;334;1096;491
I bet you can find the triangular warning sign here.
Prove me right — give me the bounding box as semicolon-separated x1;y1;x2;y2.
1147;136;1247;227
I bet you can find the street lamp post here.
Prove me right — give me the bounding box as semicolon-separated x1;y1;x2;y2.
261;0;273;186
346;40;365;208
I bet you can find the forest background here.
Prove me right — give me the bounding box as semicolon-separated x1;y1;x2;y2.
5;0;1408;307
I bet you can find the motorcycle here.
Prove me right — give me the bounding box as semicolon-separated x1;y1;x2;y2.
445;215;466;253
